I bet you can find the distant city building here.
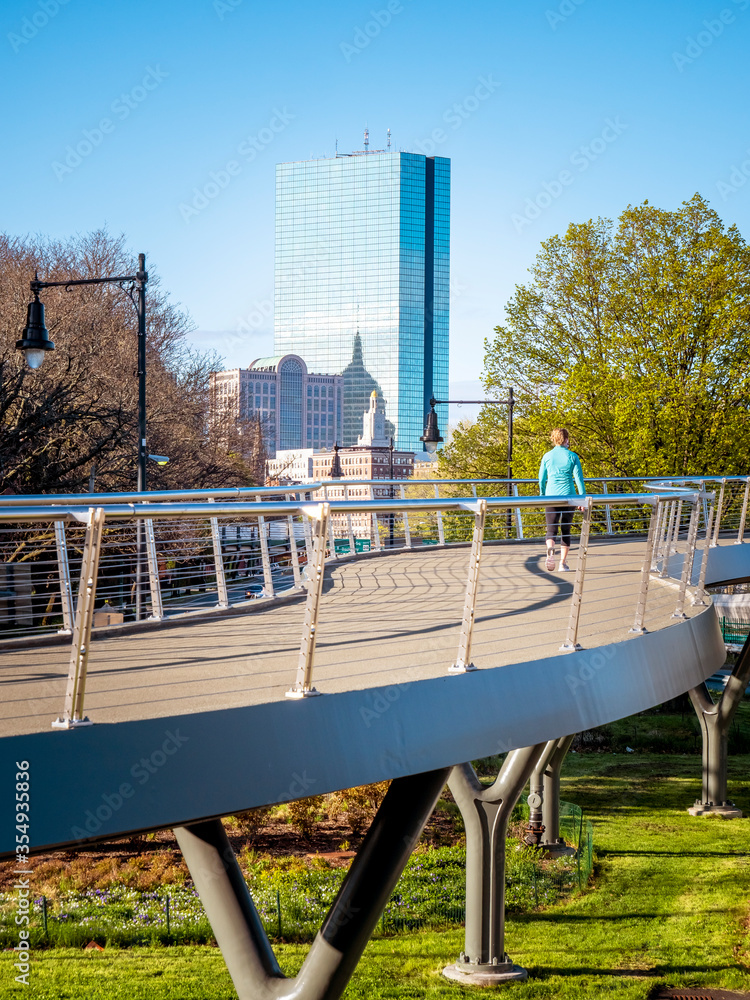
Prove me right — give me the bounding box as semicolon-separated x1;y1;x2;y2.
265;393;414;492
313;391;414;538
274;144;450;452
209;354;343;457
266;449;315;484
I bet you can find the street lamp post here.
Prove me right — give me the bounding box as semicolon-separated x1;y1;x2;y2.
421;388;515;533
17;253;150;614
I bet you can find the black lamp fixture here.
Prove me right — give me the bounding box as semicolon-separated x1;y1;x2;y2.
16;286;54;369
421;388;515;482
419;402;443;453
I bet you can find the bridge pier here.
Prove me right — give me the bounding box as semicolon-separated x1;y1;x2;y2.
174;766;451;1000
444;745;546;987
530;734;576;857
688;637;750;818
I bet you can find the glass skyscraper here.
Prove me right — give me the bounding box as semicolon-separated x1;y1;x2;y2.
274;150;449;451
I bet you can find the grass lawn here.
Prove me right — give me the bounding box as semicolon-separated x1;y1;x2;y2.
2;752;749;999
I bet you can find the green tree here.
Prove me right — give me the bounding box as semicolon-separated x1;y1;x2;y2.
441;195;750;481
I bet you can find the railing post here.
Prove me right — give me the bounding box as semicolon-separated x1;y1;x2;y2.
370;485;381;551
693;502;715;607
434;484;445;545
301;495;313;567
560;499;592;651
52;508;105;729
660;501;677;578
287;514;302;588
512;484;523;539
450;500;487;673
672;499;683;550
630;500;660;634
286;503;329;698
343;484;356;554
712;478;726;547
400;484;412;549
54;520;74;634
736;478;750;544
673;497;701;618
207;499;229;610
255;496;274;597
651;500;666;572
602;482;613;535
323;484;338;557
144;518;164;619
700;479;708;532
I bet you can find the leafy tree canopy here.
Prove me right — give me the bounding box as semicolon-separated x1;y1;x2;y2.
441;195;750;482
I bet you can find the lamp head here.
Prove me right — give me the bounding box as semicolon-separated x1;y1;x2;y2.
420;403;443;454
16;294;54;369
148;454;170;466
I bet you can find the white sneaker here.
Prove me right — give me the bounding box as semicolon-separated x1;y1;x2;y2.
558;562;571;572
545;551;556;571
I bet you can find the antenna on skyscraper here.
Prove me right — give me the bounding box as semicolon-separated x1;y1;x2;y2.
335;138;338;154
364;126;369;151
387;128;391;150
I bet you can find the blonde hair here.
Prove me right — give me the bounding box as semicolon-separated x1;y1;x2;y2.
550;427;569;446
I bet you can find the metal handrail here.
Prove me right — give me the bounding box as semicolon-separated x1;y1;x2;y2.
0;484;322;507
0;490;704;524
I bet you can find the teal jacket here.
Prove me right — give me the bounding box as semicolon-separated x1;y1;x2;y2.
538;445;585;497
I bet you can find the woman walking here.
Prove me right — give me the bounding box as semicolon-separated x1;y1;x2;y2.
538;428;585;572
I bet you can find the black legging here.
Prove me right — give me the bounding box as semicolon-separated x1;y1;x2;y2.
545;506;574;547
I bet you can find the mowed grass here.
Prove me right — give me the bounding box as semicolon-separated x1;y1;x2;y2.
2;753;749;999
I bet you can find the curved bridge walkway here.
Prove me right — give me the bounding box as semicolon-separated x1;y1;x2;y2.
0;535;712;737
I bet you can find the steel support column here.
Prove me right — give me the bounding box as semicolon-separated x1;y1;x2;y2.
444;745;546;986
688;635;750;817
174;767;450;1000
539;735;576;853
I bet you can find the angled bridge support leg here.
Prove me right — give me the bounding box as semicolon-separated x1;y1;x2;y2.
175;766;450;1000
444;744;546;987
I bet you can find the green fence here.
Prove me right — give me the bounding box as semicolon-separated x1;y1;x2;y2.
719;616;750;646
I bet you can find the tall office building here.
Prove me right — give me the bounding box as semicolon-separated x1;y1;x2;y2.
274;145;449;452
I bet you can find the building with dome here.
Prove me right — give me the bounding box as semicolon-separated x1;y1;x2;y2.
208;353;343;457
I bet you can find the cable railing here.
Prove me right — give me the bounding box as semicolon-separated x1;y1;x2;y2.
0;477;732;731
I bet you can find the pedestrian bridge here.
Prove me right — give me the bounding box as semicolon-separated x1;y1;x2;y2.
1;476;747;851
1;476;749;996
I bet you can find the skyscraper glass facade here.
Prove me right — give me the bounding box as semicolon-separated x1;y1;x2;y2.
274;151;449;451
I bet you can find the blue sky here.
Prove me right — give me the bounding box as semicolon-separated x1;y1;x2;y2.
3;0;750;422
